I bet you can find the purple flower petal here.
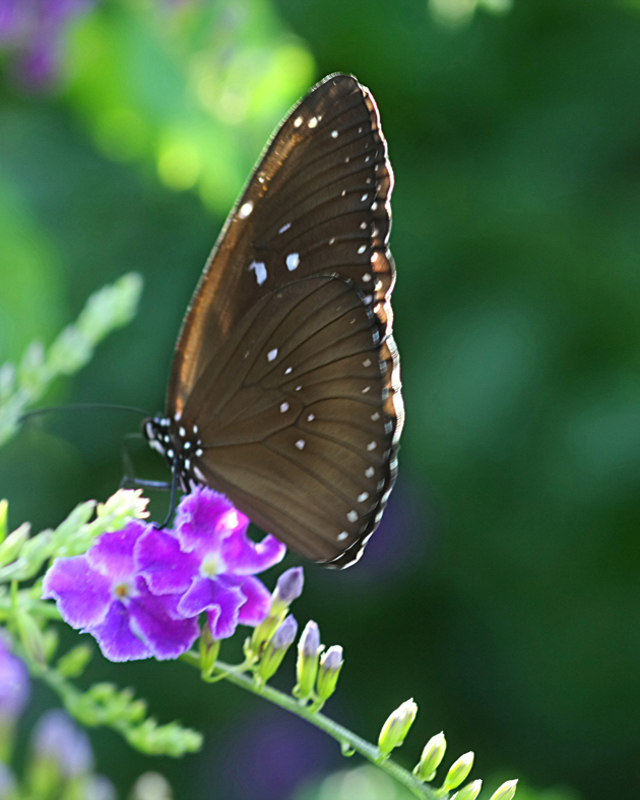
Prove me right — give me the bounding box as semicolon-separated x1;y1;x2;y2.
175;486;244;552
88;601;151;662
236;576;271;626
0;639;29;719
86;522;146;580
222;531;286;576
207;589;242;640
0;0;24;42
128;581;199;659
177;575;244;633
135;527;198;595
0;764;16;798
32;709;93;777
16;36;58;88
42;556;112;629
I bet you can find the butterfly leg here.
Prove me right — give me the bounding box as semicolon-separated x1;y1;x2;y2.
151;466;180;529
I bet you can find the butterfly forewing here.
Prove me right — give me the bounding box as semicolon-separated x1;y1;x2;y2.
158;74;403;567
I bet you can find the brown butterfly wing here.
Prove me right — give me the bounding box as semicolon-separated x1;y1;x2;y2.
165;74;403;566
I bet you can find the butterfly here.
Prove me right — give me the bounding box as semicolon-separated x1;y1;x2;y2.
143;74;403;568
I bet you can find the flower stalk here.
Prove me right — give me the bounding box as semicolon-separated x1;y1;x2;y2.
180;650;438;800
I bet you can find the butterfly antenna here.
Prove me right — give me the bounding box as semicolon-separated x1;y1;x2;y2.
20;403;151;424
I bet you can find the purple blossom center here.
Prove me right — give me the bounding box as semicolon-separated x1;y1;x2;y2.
112;581;135;600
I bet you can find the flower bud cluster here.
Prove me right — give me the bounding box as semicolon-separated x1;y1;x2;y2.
244;569;345;704
374;706;519;800
0;273;143;448
293;620;343;708
249;567;304;662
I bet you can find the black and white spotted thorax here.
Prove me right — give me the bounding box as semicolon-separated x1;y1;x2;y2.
142;416;206;491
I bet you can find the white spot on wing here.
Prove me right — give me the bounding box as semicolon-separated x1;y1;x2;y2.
280;402;289;413
249;260;267;285
295;439;306;450
307;413;315;421
361;194;369;202
358;245;366;254
331;130;339;138
365;466;375;478
362;273;372;282
371;411;380;421
149;439;164;456
285;366;293;375
367;441;377;451
286;252;300;271
358;492;369;502
347;510;358;523
279;222;291;234
239;201;253;218
267;348;278;362
294;116;303;127
338;531;349;541
308;116;318;128
194;466;206;482
363;358;372;367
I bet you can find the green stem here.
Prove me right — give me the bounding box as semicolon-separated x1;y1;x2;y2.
180;651;439;800
0;595;62;621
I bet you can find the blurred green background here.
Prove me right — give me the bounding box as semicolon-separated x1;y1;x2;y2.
1;0;639;798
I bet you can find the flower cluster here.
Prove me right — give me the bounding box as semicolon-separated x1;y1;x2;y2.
43;487;286;662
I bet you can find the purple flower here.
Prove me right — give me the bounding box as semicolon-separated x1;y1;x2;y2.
42;487;286;661
42;522;200;662
0;764;17;798
136;487;286;640
31;709;93;777
85;775;116;800
0;0;96;89
0;637;29;721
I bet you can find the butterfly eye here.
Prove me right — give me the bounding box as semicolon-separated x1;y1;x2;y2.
145;74;403;568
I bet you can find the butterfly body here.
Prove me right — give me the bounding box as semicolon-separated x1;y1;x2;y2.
144;74;403;568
